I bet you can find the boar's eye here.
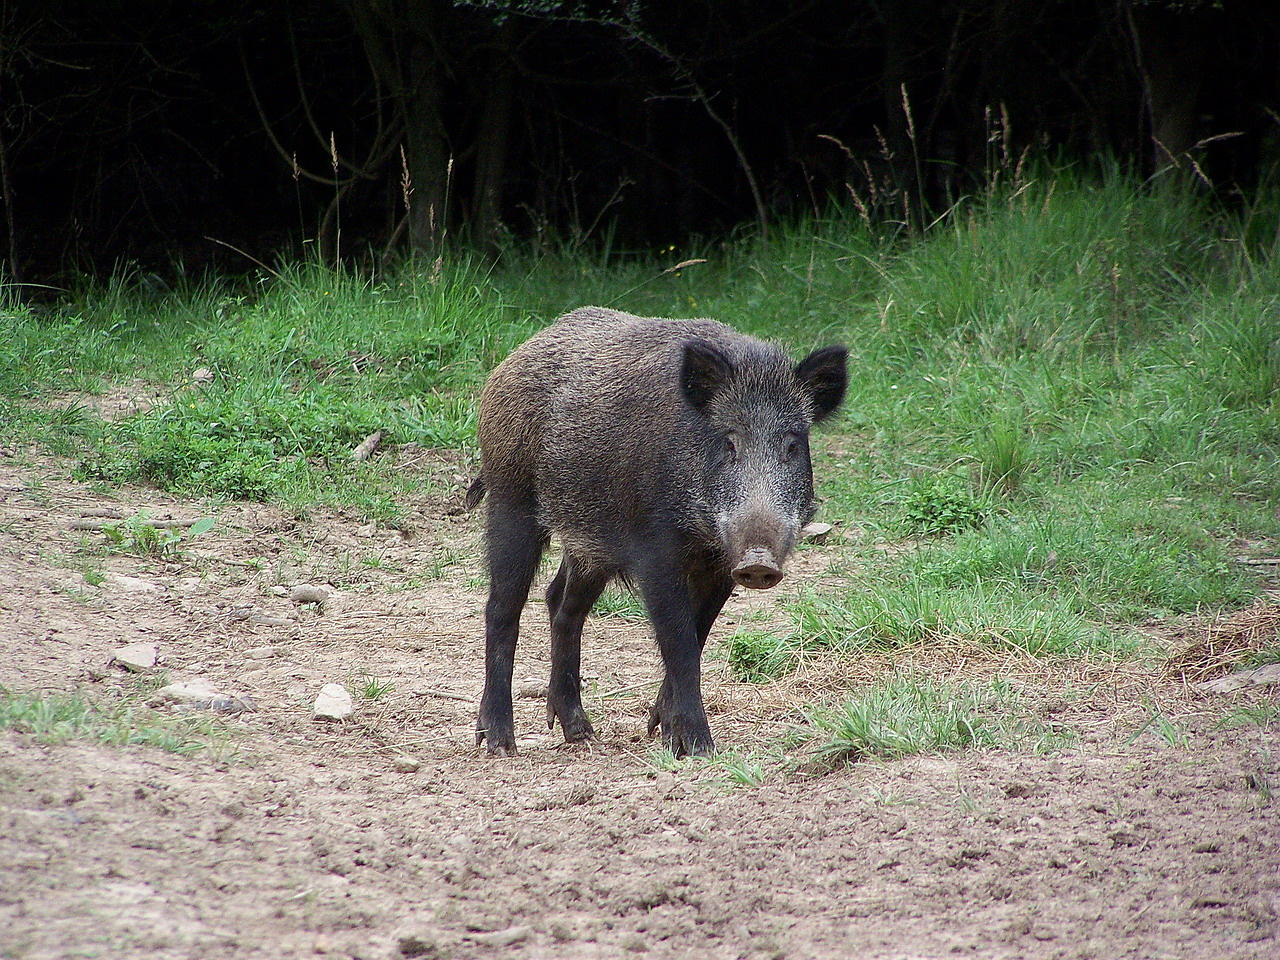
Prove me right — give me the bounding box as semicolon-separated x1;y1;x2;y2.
724;433;739;460
781;433;802;462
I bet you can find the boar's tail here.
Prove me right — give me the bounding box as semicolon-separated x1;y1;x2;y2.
464;475;487;510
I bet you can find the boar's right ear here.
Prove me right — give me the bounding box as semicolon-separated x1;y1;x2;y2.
795;345;849;424
682;340;734;410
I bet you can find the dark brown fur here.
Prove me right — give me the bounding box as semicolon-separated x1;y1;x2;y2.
470;306;847;756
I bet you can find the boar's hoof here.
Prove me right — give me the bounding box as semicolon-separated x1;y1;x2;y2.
647;702;714;758
732;548;783;590
548;697;598;744
476;713;518;757
562;723;597;746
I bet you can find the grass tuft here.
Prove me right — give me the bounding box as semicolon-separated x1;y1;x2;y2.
799;674;1069;766
895;474;993;537
1;167;1276;667
0;686;235;757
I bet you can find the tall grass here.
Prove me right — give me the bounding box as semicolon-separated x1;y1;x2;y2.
2;165;1277;637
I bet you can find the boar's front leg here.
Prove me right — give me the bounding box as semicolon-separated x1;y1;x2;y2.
544;553;608;743
645;568;732;756
637;550;715;758
690;568;735;652
476;496;545;756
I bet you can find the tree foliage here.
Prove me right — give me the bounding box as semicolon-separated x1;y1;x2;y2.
3;1;1278;281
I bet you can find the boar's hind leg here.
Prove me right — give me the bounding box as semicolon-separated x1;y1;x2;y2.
637;559;715;758
476;497;546;756
544;554;608;743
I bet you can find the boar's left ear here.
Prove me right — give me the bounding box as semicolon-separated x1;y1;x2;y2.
795;345;849;424
682;340;734;410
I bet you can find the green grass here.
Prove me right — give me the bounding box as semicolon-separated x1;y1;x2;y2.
892;473;994;537
2;163;1278;669
649;674;1070;781
800;674;1070;766
354;673;394;701
725;628;807;683
592;587;648;621
0;686;235;757
96;511;216;559
645;744;779;789
795;577;1110;656
1217;701;1279;730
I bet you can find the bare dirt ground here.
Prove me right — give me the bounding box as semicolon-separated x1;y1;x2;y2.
1;445;1277;960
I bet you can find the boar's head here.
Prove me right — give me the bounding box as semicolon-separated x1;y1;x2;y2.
681;339;848;589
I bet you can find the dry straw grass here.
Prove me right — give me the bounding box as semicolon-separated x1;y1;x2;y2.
703;636;1164;753
1163;596;1280;685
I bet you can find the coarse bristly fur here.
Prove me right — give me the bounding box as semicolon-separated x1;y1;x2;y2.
469;306;847;758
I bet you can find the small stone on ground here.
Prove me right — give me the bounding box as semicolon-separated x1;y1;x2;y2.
313;683;354;720
111;642;158;671
1199;662;1280;693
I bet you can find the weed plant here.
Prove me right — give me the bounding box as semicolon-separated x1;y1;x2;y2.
2;164;1278;654
894;473;992;537
99;511;215;559
592;588;649;621
0;686;233;757
355;673;395;701
800;674;1069;766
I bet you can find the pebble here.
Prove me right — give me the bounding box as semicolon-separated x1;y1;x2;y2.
209;695;258;714
801;521;834;543
153;680;221;703
112;642;158;671
468;926;531;948
313;683;353;720
1200;663;1280;693
244;645;282;659
173;695;257;715
515;678;549;700
1003;780;1037;799
397;934;444;958
392;755;422;774
154;680;258;714
289;584;333;606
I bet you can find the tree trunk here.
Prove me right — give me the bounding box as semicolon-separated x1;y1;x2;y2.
403;32;449;255
349;0;451;257
1125;2;1205;172
471;22;517;252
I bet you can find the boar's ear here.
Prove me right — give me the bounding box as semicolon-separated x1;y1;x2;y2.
795;345;848;424
682;340;734;410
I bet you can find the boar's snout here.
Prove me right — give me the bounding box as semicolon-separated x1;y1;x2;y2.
732;547;784;590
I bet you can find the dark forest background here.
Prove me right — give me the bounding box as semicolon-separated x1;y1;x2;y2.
4;0;1279;284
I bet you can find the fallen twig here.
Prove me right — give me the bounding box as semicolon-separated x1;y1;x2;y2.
69;517;200;531
411;688;474;703
80;507;125;519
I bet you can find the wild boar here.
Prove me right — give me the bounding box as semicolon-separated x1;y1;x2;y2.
467;306;847;756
